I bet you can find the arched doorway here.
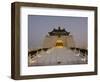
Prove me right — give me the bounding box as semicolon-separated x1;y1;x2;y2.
55;39;64;48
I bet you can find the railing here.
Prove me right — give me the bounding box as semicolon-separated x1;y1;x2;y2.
28;48;49;57
28;47;88;66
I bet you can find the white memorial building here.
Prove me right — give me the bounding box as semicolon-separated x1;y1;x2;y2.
28;27;87;66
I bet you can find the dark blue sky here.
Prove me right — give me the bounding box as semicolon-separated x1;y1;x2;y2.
28;15;87;49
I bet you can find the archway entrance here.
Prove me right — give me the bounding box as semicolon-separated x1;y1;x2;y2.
55;39;64;48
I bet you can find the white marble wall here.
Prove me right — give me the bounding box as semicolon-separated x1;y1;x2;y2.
42;35;75;48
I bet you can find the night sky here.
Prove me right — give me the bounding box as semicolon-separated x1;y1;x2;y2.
28;15;88;50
